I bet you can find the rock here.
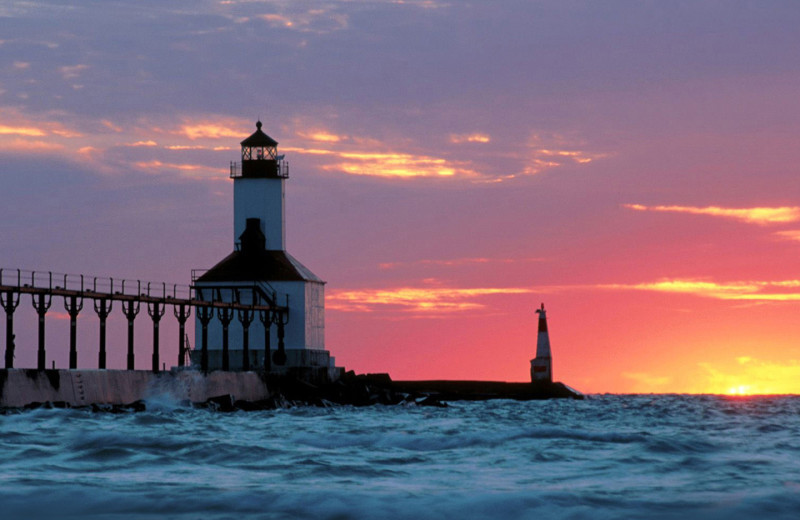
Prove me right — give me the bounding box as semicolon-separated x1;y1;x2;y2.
122;400;147;412
417;396;448;408
205;394;236;412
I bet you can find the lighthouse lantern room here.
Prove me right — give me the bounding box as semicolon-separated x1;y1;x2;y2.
232;120;288;251
192;121;335;379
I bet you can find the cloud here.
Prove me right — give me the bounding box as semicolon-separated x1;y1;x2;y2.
102;120;123;133
378;256;545;270
519;134;606;177
296;130;345;143
330;151;479;178
134;160;223;176
327;284;533;314
0;110;249;178
285;145;480;179
179;122;242;140
0;124;46;137
450;133;491;144
59;64;89;80
624;204;800;225
255;8;349;34
585;278;800;302
774;230;800;242
164;144;229;151
0;138;61;152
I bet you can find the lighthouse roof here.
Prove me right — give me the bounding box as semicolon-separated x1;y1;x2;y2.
196;249;323;284
240;120;278;147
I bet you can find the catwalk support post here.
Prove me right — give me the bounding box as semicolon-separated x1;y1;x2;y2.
94;299;112;369
1;291;20;368
238;307;254;371
64;295;83;369
259;309;271;373
174;303;191;367
32;293;52;370
274;307;288;366
148;302;165;372
217;306;233;371
122;300;140;370
197;306;213;374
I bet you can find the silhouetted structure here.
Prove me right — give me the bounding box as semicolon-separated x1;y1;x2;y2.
192;121;335;378
531;303;553;383
0;269;285;372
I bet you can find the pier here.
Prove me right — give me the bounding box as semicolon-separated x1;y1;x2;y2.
0;268;288;374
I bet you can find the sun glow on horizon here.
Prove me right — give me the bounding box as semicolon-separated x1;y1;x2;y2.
726;385;752;396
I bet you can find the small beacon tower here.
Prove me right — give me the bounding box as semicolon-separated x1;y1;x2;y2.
530;303;552;383
192;121;333;378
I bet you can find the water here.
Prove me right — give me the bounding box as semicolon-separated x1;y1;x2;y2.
2;395;800;519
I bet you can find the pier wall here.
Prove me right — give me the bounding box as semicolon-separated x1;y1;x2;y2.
0;369;270;408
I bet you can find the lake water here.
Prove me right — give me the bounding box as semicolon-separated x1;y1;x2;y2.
2;395;800;519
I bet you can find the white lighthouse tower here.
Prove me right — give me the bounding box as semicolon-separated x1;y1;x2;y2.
192;121;335;379
530;303;553;383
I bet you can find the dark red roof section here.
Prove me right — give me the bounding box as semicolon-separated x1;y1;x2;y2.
196;249;323;283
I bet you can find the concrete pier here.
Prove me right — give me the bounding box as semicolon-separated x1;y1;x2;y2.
0;369;270;408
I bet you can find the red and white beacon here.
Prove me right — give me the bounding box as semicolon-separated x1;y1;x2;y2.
530;303;553;383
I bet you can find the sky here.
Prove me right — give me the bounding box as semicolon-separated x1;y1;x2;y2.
2;0;800;394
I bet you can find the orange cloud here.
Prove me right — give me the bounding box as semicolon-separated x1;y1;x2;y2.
594;278;800;301
327;285;533;313
330;151;478;178
102;120;123;133
296;130;345;142
0;138;60;151
179;123;241;140
774;230;800;242
164;144;229;151
258;13;294;27
522;148;602;176
517;133;606;177
133;160;224;178
285;144;479;179
624;203;800;225
378;256;545;270
256;9;348;33
450;133;491;144
51;128;83;138
0;124;46;137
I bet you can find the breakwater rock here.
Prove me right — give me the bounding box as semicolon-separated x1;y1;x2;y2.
199;373;583;411
0;369;582;412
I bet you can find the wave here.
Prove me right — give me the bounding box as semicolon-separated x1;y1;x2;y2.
4;485;800;520
291;425;648;453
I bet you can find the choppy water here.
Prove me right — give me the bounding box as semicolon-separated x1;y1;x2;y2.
2;395;800;519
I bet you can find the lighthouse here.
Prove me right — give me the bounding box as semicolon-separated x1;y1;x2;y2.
191;121;335;379
530;303;552;383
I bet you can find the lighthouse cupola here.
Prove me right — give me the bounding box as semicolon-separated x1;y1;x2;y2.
235;120;287;179
231;120;288;251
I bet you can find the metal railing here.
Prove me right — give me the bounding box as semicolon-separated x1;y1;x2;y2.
0;267;289;373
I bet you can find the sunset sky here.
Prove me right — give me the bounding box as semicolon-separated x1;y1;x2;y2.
2;1;800;393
